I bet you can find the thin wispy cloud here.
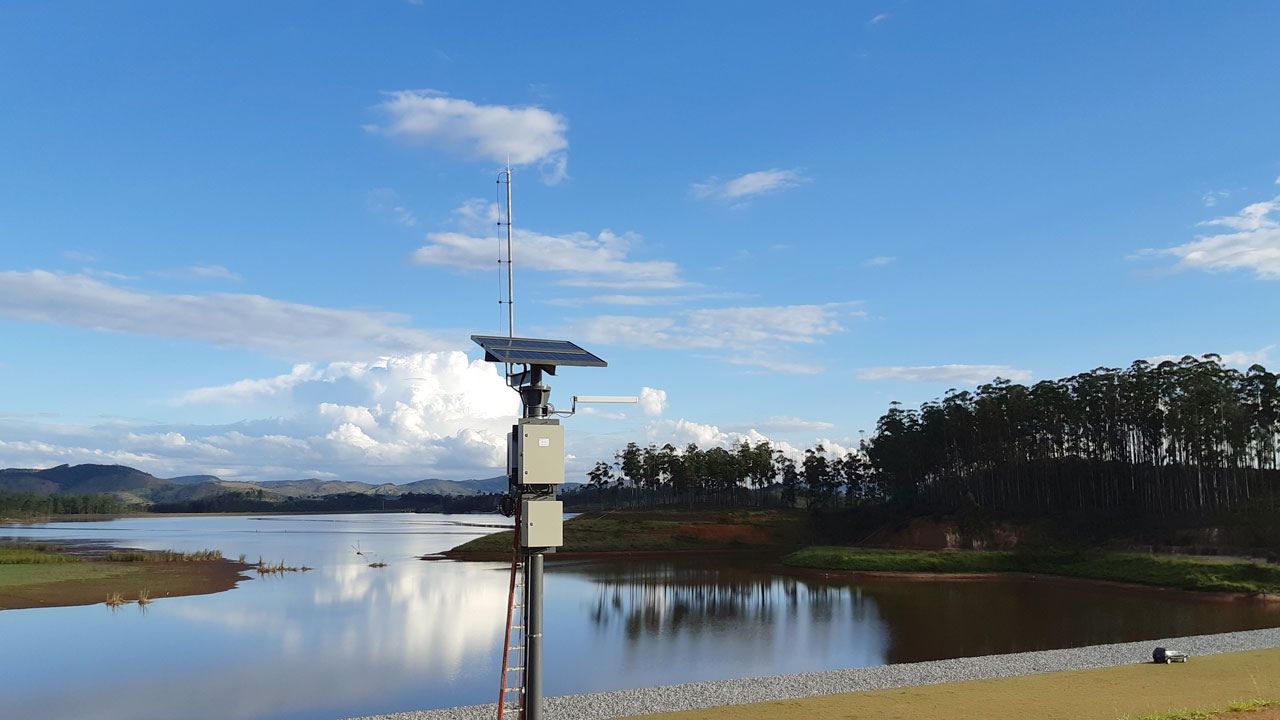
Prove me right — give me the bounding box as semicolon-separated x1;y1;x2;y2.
1202;190;1230;208
366;90;569;184
1152;193;1280;280
868;13;889;25
0;270;448;361
862;256;895;267
691;168;809;202
62;250;95;262
366;188;418;228
545;292;747;307
563;302;861;374
858;364;1033;383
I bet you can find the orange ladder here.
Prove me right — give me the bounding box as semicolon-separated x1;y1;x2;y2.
497;507;526;720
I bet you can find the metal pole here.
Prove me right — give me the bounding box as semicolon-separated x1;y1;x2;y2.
506;157;514;339
525;551;544;720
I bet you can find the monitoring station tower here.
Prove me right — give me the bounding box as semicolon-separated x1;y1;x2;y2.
476;164;634;720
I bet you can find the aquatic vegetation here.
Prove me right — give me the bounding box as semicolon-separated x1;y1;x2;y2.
106;549;223;562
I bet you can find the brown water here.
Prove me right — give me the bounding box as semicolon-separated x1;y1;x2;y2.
2;515;1278;720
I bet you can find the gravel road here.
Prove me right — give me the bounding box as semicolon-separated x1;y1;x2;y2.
348;627;1280;720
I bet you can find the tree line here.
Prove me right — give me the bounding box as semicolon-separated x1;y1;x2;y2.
575;439;875;509
579;355;1280;523
0;490;134;517
870;355;1279;519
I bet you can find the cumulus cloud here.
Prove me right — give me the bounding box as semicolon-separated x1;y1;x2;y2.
640;419;851;462
1153;194;1280;280
3;352;519;482
858;364;1033;384
367;90;569;183
638;387;667;416
0;271;449;361
691;168;809;202
409;200;685;289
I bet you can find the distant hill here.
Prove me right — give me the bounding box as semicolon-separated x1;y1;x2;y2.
167;474;221;485
0;464;519;504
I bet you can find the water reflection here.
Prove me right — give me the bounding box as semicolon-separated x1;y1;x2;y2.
3;517;1279;719
0;514;514;720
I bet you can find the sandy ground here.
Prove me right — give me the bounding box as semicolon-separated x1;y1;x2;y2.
620;648;1280;720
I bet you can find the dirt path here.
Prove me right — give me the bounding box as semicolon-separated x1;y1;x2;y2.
623;648;1280;720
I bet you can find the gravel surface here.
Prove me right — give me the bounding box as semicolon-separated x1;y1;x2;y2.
348;627;1280;720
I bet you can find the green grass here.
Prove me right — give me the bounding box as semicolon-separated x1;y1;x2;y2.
0;562;142;587
105;549;223;562
0;547;82;565
783;547;1280;594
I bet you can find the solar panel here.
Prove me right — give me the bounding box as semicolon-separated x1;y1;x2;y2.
471;335;608;368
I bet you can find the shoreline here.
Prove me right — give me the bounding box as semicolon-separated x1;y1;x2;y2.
345;628;1280;720
0;542;254;611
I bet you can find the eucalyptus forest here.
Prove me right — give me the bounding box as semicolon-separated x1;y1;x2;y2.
581;355;1280;531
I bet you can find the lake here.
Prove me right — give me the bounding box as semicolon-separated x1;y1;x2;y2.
2;513;1278;720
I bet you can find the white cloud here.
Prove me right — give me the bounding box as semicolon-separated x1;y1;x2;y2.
3;351;519;482
188;265;242;280
570;303;855;350
564;302;859;374
1154;194;1280;280
1202;190;1230;208
0;270;449;361
858;364;1033;383
638;386;667;416
176;364;323;405
642;419;844;462
869;13;889;24
742;416;835;433
691;168;809;202
1144;345;1275;369
862;256;895;267
82;268;137;280
367;90;568;184
409;201;686;288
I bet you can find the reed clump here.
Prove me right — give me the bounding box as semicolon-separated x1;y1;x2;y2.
106;549;223;563
137;589;151;606
368;562;388;568
255;557;312;575
104;592;126;608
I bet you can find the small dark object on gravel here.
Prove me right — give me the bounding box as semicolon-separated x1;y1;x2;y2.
1153;647;1189;663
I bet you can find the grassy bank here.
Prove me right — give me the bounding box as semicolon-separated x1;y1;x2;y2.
783;547;1280;594
450;509;810;554
0;543;251;610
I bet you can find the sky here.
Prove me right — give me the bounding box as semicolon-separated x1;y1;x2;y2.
1;2;1279;483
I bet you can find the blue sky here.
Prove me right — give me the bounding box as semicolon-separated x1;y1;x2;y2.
2;2;1278;482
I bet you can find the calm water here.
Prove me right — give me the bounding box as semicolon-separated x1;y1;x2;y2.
2;513;1278;720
